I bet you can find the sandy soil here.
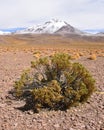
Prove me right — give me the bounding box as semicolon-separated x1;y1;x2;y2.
0;51;104;130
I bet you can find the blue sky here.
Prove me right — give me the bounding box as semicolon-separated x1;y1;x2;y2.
0;0;104;30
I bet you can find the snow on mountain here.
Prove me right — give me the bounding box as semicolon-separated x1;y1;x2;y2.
55;24;84;35
95;32;104;36
0;31;11;35
16;19;84;35
0;31;4;35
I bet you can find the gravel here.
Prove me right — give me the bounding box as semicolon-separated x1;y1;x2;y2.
0;51;104;130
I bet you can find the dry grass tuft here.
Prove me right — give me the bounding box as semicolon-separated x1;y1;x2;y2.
88;54;97;60
71;53;80;60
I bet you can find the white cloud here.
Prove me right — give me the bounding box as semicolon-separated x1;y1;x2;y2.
0;0;104;29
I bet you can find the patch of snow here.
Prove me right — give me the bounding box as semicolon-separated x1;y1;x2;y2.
0;31;11;35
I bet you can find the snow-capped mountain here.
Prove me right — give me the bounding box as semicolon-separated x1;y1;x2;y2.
16;19;84;35
95;32;104;36
0;30;11;35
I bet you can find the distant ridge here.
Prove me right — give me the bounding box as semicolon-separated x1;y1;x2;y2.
0;19;104;36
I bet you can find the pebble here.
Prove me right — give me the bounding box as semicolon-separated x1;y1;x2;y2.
0;103;6;108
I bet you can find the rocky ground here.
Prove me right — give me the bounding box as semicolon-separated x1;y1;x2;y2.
0;51;104;130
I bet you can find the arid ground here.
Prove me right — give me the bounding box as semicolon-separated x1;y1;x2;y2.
0;34;104;130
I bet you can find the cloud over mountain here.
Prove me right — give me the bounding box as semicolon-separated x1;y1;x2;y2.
0;0;104;29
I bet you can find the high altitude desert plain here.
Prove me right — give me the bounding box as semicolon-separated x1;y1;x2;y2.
0;34;104;130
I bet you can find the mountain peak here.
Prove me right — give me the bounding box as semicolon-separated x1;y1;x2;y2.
16;19;83;35
49;19;65;23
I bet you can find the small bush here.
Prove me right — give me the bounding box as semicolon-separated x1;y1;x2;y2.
14;53;96;112
89;54;97;60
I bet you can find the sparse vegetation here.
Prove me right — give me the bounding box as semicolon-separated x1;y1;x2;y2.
89;54;97;60
14;53;96;112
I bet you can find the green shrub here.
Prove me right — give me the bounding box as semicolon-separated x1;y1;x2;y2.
14;53;96;112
